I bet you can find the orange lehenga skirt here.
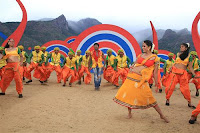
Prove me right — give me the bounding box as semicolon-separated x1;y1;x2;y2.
113;72;157;109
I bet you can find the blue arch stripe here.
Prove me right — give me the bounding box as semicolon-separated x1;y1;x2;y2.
0;32;8;40
79;33;134;62
67;39;75;44
158;55;169;60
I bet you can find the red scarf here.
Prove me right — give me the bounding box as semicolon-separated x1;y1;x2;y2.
92;50;101;62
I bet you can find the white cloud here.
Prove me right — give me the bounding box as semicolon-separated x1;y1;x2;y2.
0;0;199;32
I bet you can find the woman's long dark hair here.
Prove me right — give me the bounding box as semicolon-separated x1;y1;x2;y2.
143;40;153;52
5;39;10;48
179;43;190;60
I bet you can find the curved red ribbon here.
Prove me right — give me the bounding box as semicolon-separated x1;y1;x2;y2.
192;12;200;57
2;0;27;47
150;21;158;50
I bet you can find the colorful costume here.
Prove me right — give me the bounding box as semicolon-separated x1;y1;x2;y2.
165;53;192;102
104;50;115;83
33;47;51;80
162;58;175;87
0;48;23;94
62;52;78;86
0;47;7;79
75;50;83;83
0;57;6;79
148;53;165;90
187;51;200;96
47;49;65;83
112;51;131;87
113;54;159;109
78;51;92;84
25;46;46;83
18;45;29;80
91;49;104;89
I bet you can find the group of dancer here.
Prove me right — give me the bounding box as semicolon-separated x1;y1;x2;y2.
0;40;130;93
113;41;200;124
0;38;200;124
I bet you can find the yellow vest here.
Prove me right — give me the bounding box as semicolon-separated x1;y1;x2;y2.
43;51;48;62
22;51;26;62
166;59;174;72
65;57;76;69
0;56;7;68
50;52;61;66
116;55;128;68
32;51;43;63
192;58;199;71
81;55;90;67
75;55;82;64
91;51;103;68
107;55;115;66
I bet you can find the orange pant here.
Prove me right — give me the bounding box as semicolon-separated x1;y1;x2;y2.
19;66;24;79
112;68;129;86
0;67;5;88
79;66;91;84
162;72;170;87
188;71;200;90
165;67;191;101
23;66;27;78
0;62;23;94
62;66;76;84
148;69;162;89
192;100;200;117
33;63;50;80
18;63;27;79
0;67;5;79
33;68;40;79
103;66;115;83
48;64;62;83
42;63;52;79
26;62;47;81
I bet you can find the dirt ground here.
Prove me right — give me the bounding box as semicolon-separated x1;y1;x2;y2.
0;72;200;133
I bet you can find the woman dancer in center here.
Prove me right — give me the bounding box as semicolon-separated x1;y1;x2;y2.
113;40;169;123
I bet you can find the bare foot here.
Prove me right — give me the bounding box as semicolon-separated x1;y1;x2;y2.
160;116;169;123
126;114;132;119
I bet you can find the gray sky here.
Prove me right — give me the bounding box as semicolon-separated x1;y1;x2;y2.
0;0;199;32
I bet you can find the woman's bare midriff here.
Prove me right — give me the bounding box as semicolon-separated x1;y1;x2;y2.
174;63;187;70
7;56;20;63
129;65;146;75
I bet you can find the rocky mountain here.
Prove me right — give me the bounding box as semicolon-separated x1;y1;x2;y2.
133;27;195;53
158;29;195;53
68;18;102;34
0;15;101;53
132;29;165;45
176;28;190;36
0;15;196;54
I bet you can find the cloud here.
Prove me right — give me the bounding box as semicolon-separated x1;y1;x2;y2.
0;0;199;32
